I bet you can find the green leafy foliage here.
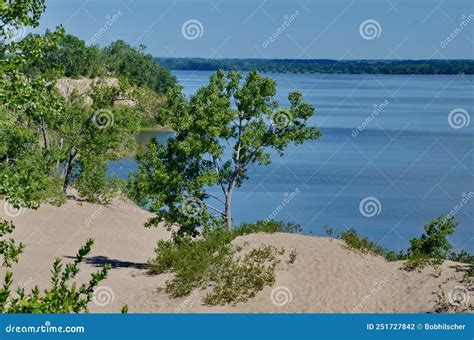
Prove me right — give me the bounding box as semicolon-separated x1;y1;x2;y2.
0;237;110;313
0;220;24;267
149;220;297;304
338;229;387;257
403;216;458;270
130;70;321;234
204;245;281;305
334;216;472;274
0;0;111;314
20;34;176;94
103;40;176;94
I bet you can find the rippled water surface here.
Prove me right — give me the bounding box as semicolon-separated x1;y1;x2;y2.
110;71;474;252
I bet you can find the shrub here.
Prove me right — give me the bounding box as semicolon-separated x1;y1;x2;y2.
204;245;281;305
149;220;297;304
403;215;458;271
0;221;110;313
338;229;386;256
232;220;301;238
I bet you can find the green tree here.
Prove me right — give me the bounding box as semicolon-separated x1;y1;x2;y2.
130;70;321;233
0;0;111;313
103;40;176;94
407;215;458;259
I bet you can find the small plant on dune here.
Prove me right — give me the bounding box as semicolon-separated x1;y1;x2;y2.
324;227;335;238
204;245;281;305
149;220;297;305
288;249;297;264
403;215;458;271
338;229;386;256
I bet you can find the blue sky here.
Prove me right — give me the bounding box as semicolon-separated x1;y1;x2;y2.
37;0;474;59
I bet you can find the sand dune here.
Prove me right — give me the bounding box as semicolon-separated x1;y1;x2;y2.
0;198;471;313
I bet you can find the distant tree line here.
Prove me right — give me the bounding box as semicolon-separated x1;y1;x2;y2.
155;58;474;75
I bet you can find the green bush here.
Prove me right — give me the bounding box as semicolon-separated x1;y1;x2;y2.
149;220;297;304
338;229;386;256
0;222;110;313
204;245;281;305
403;215;458;270
233;220;301;237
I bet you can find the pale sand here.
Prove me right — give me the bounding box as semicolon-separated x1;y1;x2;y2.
1;198;471;313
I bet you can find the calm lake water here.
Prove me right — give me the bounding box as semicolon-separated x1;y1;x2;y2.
110;70;474;252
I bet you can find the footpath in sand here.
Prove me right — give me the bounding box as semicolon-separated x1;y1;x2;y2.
1;198;471;313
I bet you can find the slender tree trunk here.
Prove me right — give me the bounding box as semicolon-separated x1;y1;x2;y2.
224;192;233;231
224;175;237;231
40;117;49;151
62;148;76;193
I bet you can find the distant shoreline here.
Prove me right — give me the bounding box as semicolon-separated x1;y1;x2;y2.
155;57;474;75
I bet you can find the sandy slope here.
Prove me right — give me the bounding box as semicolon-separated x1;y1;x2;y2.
0;198;471;313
